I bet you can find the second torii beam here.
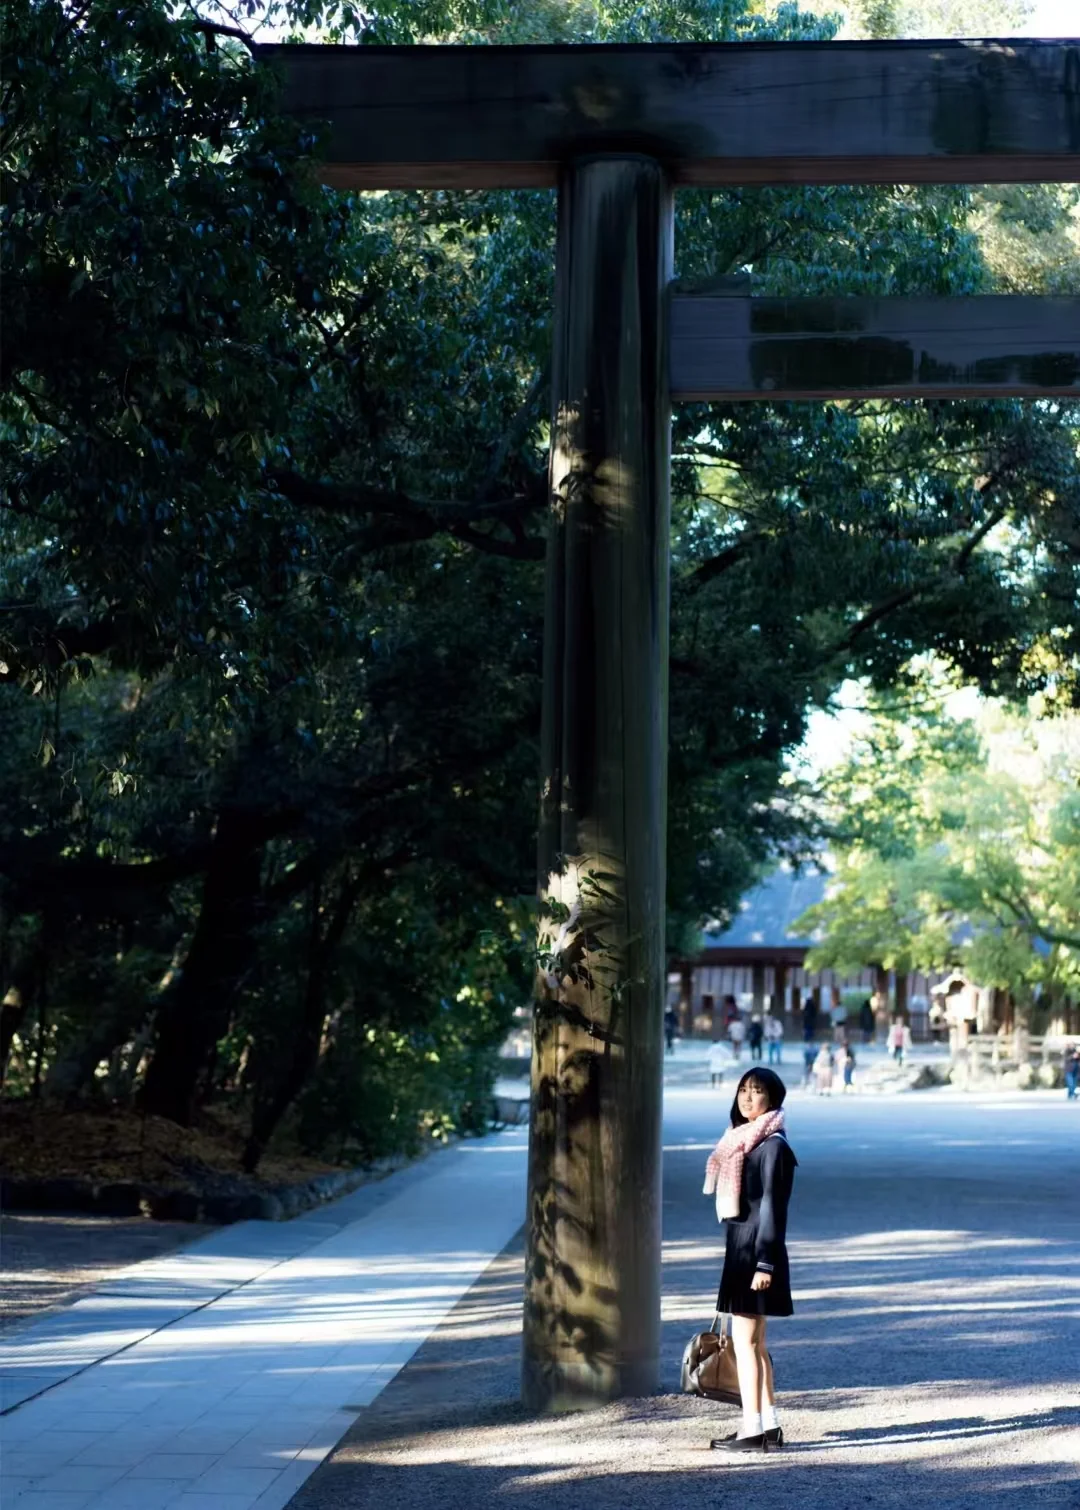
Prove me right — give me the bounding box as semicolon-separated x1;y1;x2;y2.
671;295;1080;399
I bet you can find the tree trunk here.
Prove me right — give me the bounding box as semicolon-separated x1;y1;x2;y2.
678;963;693;1036
141;808;266;1125
523;155;672;1411
894;971;909;1018
242;870;360;1174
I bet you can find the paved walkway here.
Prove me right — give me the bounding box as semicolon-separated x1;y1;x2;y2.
289;1087;1080;1510
1;1216;210;1335
4;1073;1078;1510
0;1129;528;1508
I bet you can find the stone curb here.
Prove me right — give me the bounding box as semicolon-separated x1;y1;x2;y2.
0;1157;412;1226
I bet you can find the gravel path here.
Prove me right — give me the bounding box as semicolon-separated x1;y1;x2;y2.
288;1088;1080;1510
0;1212;208;1333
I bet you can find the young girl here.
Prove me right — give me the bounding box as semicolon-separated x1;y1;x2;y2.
813;1043;834;1095
839;1041;856;1093
702;1067;798;1454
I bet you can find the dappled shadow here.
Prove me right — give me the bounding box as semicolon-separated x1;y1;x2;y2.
286;1101;1080;1509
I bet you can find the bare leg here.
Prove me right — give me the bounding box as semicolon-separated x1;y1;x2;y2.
759;1319;775;1408
731;1313;765;1432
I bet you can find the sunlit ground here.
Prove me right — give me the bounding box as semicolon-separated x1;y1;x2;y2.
291;1089;1080;1510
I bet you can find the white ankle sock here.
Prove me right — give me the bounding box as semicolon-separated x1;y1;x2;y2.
737;1411;763;1439
761;1403;779;1431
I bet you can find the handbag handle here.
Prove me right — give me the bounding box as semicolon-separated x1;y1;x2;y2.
711;1310;729;1337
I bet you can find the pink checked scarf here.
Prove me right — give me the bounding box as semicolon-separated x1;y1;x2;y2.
702;1108;786;1222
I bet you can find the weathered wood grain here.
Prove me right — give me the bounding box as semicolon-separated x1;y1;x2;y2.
670;295;1080;398
523;157;671;1411
257;39;1080;187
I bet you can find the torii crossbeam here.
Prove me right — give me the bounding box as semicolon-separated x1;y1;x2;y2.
259;38;1080;1411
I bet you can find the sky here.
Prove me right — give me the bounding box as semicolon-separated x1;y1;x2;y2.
1015;0;1079;34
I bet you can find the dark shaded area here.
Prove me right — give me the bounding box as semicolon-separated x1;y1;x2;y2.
0;1212;207;1332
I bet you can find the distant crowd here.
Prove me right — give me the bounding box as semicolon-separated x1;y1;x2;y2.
679;991;916;1096
661;989;1080;1101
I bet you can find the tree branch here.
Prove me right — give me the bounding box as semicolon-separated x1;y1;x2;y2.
983;886;1080;951
269;469;541;526
688;535;757;589
271;469;547;561
0;616;120;683
183;18;257;55
832;466;1015;655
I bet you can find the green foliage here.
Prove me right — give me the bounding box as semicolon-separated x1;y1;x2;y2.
800;688;1080;1004
2;0;1079;1161
852;0;1032;38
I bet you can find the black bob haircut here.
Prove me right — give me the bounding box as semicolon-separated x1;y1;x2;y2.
729;1067;787;1127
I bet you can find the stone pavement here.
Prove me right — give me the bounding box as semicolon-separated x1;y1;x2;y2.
0;1128;528;1508
288;1087;1080;1510
3;1074;1078;1510
1;1216;210;1334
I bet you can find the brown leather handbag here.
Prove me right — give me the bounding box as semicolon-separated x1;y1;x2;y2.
680;1311;740;1404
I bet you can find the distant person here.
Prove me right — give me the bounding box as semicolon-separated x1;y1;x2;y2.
839;1041;856;1093
748;1014;764;1062
802;996;818;1043
722;993;740;1031
887;1016;911;1065
709;1040;730;1088
729;1014;746;1062
764;1011;784;1065
859;997;875;1045
831;993;847;1044
813;1044;834;1095
664;1005;678;1055
802;1042;816;1089
871;988;887;1036
1064;1043;1079;1101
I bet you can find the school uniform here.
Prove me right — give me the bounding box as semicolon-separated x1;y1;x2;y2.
716;1132;798;1317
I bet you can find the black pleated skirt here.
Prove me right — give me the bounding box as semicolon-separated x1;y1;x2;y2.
716;1219;794;1317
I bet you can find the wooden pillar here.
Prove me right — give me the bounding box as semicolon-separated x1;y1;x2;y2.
523;155;673;1411
771;963;788;1016
679;962;694;1035
751;961;767;1015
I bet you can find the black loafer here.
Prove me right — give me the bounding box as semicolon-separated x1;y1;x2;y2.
710;1432;768;1452
764;1426;784;1447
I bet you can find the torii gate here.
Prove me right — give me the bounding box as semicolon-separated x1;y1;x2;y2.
260;37;1080;1411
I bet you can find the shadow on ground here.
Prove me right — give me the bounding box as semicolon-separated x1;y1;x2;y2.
288;1137;1080;1510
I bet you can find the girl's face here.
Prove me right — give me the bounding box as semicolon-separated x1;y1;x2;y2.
738;1078;771;1121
